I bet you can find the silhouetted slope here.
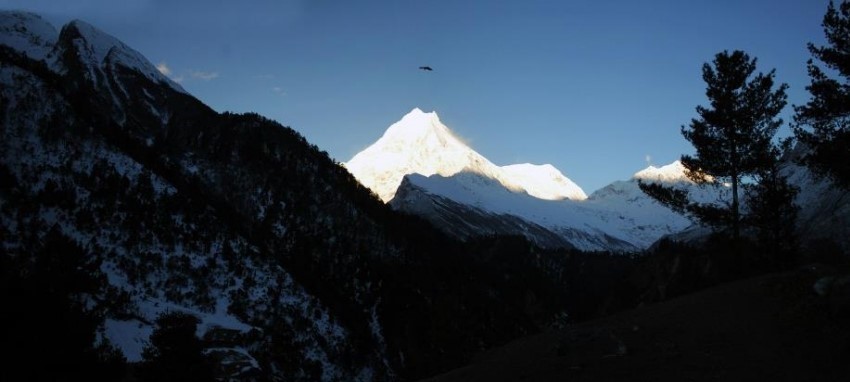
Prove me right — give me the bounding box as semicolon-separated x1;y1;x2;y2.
422;266;850;382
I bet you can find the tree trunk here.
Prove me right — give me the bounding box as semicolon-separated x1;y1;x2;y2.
731;174;739;241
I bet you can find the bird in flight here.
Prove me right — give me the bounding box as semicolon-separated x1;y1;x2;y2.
419;66;433;71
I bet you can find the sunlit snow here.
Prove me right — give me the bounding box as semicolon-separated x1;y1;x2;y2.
345;108;586;202
501;163;587;200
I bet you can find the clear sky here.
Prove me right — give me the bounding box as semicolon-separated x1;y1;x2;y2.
3;0;831;193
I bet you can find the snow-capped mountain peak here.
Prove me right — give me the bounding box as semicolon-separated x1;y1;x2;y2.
633;160;690;183
345;108;587;203
345;108;522;202
501;163;587;201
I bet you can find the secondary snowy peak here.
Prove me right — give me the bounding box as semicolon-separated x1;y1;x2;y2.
633;160;691;183
590;160;703;202
57;19;186;93
0;11;58;60
346;108;520;202
501;163;587;200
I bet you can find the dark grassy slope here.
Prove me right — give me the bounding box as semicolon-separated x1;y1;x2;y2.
422;264;850;382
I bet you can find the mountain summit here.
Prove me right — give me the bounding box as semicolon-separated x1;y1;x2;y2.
345;108;585;202
345;108;517;202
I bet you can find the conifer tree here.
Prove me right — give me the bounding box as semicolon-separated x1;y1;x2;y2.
640;50;788;240
794;0;850;188
744;146;799;265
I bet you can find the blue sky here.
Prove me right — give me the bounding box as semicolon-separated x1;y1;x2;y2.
4;0;831;192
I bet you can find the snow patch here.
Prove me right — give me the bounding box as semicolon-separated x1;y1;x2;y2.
104;318;153;362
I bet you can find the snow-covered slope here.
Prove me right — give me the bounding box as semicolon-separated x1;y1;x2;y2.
779;147;850;250
391;176;580;249
595;160;725;205
393;161;702;251
0;11;57;60
501;163;587;200
57;18;185;93
392;172;636;251
584;160;731;249
0;12;181;95
345;108;585;203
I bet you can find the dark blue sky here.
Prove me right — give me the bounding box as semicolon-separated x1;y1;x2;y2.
5;0;831;192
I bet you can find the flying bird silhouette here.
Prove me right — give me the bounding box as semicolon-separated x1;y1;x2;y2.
419;66;433;71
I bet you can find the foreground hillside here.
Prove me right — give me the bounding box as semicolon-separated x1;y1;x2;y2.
423;265;850;381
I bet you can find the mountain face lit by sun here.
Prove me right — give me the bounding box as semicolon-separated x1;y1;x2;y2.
344;108;587;203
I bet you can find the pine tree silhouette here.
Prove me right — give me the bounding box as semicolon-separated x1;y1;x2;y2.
794;0;850;188
640;50;788;241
